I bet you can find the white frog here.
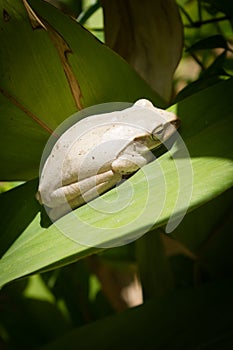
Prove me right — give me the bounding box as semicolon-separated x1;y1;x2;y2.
37;99;180;220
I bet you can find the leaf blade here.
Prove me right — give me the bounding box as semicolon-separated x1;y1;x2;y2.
0;79;232;287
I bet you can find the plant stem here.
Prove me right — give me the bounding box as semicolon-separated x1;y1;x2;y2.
185;16;229;28
136;228;174;301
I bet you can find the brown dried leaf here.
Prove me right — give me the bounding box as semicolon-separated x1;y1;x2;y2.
102;0;183;102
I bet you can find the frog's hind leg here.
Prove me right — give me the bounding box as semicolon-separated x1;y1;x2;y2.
49;170;122;220
69;171;122;209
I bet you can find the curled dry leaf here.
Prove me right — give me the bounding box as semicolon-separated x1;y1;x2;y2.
102;0;183;102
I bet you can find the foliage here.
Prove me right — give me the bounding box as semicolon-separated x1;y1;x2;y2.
0;0;233;349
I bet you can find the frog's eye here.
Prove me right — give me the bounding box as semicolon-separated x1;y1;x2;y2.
152;125;165;140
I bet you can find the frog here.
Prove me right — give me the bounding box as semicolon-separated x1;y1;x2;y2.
36;99;180;220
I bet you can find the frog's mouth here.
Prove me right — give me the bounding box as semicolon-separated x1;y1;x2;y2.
150;118;181;158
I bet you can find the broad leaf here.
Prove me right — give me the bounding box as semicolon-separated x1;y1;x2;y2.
0;0;163;180
187;34;228;51
40;278;233;350
0;79;232;288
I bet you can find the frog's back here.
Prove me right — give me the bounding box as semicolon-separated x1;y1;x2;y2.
39;102;162;194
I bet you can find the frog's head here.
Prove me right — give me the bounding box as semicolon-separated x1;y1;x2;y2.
133;99;180;150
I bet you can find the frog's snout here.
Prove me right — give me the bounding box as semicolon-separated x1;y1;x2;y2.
171;118;181;129
162;117;181;142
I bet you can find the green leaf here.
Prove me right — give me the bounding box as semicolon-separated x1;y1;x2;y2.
0;179;39;257
187;34;228;51
171;187;233;252
174;75;224;102
47;0;83;18
0;0;163;180
175;52;230;102
78;1;101;25
201;0;233;17
0;295;70;347
39;278;233;350
0;78;232;288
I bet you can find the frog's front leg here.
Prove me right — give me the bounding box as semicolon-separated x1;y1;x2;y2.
112;145;154;175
